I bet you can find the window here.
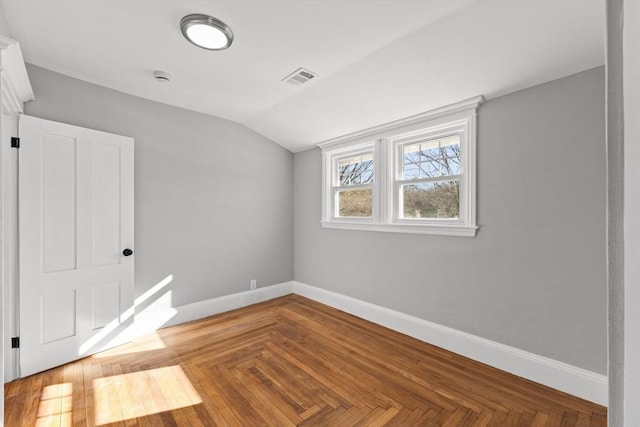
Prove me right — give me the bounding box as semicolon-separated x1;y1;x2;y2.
320;96;483;236
335;151;374;218
393;125;465;224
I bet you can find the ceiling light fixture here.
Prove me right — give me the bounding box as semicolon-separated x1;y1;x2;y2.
180;14;233;50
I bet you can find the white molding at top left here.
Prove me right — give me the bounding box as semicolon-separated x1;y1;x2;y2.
0;35;35;114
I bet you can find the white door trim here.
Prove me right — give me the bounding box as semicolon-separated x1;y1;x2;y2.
0;35;34;427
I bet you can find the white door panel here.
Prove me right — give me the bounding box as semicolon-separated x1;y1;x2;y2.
19;115;134;376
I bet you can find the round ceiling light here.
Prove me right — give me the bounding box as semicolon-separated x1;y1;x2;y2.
180;14;233;50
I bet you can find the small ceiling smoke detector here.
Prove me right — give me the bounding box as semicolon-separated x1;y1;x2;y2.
282;67;317;85
180;14;233;50
153;70;172;83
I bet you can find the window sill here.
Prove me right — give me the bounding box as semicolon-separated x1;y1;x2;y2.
320;221;478;237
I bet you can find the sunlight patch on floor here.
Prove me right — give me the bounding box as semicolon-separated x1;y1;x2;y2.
93;365;201;425
36;383;73;427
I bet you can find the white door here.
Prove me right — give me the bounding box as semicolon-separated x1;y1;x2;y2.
19;115;134;376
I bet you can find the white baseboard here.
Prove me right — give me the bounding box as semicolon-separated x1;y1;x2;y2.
163;281;295;327
15;279;606;406
129;281;294;341
292;281;608;406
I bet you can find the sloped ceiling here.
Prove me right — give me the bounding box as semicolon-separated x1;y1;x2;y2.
1;0;604;152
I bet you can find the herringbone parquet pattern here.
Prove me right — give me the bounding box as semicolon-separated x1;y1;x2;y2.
5;295;607;426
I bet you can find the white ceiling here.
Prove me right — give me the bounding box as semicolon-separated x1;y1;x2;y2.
1;0;604;152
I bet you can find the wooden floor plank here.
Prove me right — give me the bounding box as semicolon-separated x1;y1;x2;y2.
5;295;606;426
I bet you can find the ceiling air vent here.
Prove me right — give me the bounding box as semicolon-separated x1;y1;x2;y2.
153;70;172;83
282;67;317;85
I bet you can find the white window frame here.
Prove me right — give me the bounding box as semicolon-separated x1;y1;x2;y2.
330;145;375;223
320;96;483;237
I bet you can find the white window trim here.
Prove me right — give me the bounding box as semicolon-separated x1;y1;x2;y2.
328;144;376;223
319;96;483;237
392;122;470;228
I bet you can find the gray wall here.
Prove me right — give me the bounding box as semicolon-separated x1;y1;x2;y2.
25;64;293;309
23;63;607;375
0;5;10;37
293;67;607;374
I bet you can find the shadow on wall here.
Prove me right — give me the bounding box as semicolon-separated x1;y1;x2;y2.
78;274;177;357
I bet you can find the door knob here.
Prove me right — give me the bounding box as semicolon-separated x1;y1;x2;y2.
122;248;133;257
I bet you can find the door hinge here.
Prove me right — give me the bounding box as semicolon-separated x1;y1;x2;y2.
11;137;20;149
11;337;19;349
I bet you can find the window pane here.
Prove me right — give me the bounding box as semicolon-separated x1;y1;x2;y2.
420;146;440;161
403;162;420;179
419;160;441;177
337;188;372;217
402;180;459;219
402;135;460;178
338;153;374;186
441;143;459;158
441;156;461;175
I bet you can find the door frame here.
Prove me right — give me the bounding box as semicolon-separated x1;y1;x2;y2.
1;112;18;383
0;35;35;393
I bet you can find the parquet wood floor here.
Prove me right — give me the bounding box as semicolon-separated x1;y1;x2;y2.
5;294;607;426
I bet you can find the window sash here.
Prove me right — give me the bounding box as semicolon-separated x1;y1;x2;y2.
331;182;372;191
396;174;462;185
333;150;374;188
330;148;376;222
336;153;374;187
395;178;461;221
400;133;462;180
333;185;374;219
